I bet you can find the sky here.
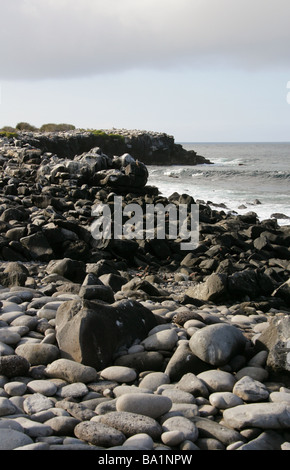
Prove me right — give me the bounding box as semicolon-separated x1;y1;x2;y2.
0;0;290;142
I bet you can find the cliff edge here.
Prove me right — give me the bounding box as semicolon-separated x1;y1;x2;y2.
14;128;212;166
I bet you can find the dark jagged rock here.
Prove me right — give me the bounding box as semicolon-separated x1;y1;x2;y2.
16;129;212;166
55;298;157;370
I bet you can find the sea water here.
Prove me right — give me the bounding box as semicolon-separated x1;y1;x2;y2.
147;142;290;226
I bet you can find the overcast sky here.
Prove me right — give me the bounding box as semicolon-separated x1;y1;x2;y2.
0;0;290;141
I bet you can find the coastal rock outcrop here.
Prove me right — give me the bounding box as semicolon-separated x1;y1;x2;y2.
15;128;212;166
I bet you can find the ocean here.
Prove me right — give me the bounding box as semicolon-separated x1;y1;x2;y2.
147;142;290;226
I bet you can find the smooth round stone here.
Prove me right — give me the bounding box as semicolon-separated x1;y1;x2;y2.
161;430;185;446
161;403;199;422
14;442;50;450
0;328;21;345
11;315;39;330
97;411;162;440
147;324;175;335
23;393;55;415
180;440;200;451
74;421;126;447
223;402;290;430
15;343;60;366
0;341;15;355
127;344;144;354
160;388;195;404
37;308;57;320
122;433;154;450
247;350;268;367
209;392;244;409
45;416;80;436
197;370;236;392
0;397;17;416
184;319;205;329
235;366;268;382
45;358;98;383
57;382;88;399
175;373;209;397
113;385;152;397
233;376;269;402
116;393;172;418
269;392;290;403
0;301;23;313
42;332;56;344
0;428;33;450
139;372;170;391
0;355;30;378
4;381;27;396
198;404;218;417
0;311;24;323
141;329;178;351
29;408;69;423
100;366;137;383
0;419;24;432
26;379;58;396
13;417;53;438
162;416;198;442
9;325;29;337
189;323;246;367
114;351;164;372
196;437;225;450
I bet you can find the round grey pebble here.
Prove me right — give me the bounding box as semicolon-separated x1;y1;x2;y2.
4;381;27;396
26;379;58;396
116;392;172;418
0;428;33;450
100;366;137;383
0;397;17;416
45;416;80;436
57;382;88;399
162;416;198;442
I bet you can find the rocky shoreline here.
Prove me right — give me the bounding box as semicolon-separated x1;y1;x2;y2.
0;131;290;451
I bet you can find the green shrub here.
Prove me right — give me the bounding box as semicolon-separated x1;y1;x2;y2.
16;122;38;131
40;123;76;132
0;130;18;139
0;126;17;133
89;129;125;142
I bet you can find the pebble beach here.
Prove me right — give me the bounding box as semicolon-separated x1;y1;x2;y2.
0;130;290;452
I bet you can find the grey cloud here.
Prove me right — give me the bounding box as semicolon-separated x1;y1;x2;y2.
1;0;290;80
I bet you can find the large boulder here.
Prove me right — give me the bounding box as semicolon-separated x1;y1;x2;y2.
55;299;157;370
255;316;290;385
45;258;86;283
186;273;228;303
189;323;247;367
